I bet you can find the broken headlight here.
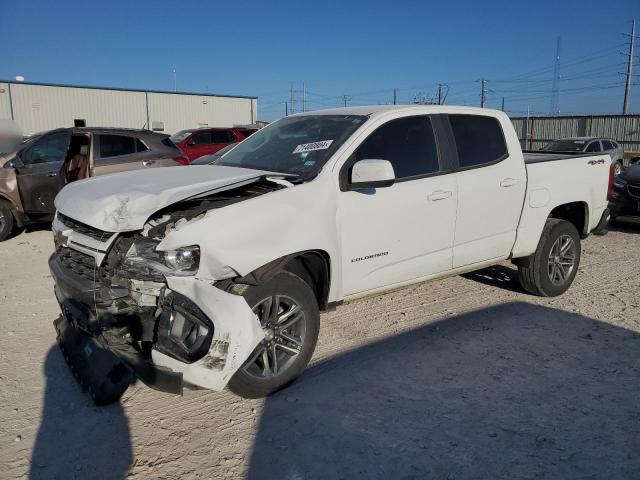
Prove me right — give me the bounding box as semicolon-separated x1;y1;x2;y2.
123;237;200;277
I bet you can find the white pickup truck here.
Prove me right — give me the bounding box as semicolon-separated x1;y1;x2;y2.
49;106;612;403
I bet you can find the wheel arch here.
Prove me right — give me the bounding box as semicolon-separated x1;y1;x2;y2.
233;249;332;311
548;201;589;237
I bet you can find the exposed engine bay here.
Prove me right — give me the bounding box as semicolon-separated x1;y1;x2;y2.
50;178;284;403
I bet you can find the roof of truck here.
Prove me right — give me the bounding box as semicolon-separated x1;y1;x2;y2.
294;105;503;118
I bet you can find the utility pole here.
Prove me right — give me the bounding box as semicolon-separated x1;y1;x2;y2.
623;19;636;114
172;68;177;92
284;101;288;117
437;84;443;105
480;79;486;108
501;96;505;112
341;94;351;107
393;88;397;105
290;82;296;114
302;82;306;112
550;36;561;115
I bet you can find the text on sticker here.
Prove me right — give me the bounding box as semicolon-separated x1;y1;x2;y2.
292;140;334;154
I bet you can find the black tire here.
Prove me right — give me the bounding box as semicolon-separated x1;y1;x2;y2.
0;201;15;242
228;271;320;398
517;219;581;297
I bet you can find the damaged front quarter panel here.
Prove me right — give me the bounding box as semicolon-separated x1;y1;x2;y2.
151;275;264;390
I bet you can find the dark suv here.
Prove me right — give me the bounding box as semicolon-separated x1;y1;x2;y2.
0;127;187;241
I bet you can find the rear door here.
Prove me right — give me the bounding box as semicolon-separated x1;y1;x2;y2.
15;131;70;215
93;134;154;175
338;115;458;296
447;114;526;268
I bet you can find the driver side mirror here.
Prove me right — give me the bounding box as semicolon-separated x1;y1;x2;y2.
187;139;196;146
348;159;395;190
6;156;25;168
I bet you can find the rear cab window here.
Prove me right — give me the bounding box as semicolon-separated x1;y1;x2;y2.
448;115;508;169
353;115;440;180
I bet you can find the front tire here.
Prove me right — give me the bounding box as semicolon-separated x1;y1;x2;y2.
0;201;15;242
228;271;320;398
517;219;581;297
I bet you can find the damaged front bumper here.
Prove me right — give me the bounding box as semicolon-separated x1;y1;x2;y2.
49;245;263;399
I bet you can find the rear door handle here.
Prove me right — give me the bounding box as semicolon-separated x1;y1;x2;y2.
500;177;520;187
428;190;452;201
142;160;155;166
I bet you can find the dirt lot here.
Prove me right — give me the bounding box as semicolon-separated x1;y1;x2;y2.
1;225;639;479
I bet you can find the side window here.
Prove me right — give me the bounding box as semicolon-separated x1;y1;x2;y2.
22;132;70;165
449;115;508;168
194;132;212;145
99;135;136;158
354;116;439;179
135;138;149;152
601;140;614;150
585;141;602;153
213;131;234;143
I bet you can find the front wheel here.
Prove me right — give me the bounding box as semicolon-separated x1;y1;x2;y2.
0;201;15;242
517;219;581;297
228;271;320;398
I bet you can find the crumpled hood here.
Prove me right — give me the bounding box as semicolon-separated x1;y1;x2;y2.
55;165;268;232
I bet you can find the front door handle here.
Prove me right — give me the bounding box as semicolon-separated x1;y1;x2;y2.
500;177;520;187
428;190;452;201
46;172;58;177
142;160;156;166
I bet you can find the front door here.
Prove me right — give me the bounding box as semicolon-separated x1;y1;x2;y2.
16;131;70;216
338;115;458;296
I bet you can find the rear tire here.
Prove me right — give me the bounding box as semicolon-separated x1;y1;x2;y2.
517;219;581;297
228;271;320;398
0;201;15;242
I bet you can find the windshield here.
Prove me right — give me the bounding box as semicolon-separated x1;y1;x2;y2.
170;130;194;144
543;140;586;152
218;114;367;178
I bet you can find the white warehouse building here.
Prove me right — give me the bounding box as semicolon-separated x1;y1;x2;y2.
0;80;258;136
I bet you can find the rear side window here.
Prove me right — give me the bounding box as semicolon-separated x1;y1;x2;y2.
99;135;136;158
601;140;614;150
449;115;507;168
238;129;257;138
354;116;439;179
194;132;212;144
213;131;235;143
585;141;602;153
135;138;149;152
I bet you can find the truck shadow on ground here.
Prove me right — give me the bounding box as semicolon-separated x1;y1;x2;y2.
248;302;640;480
30;347;132;480
461;265;524;293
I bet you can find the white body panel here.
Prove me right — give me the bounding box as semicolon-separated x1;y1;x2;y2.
53;105;611;391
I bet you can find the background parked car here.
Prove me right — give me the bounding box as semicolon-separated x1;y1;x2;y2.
190;142;238;165
170;127;256;162
543;137;625;175
608;164;640;226
0;127;187;241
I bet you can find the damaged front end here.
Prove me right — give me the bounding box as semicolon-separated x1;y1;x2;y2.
50;180;279;403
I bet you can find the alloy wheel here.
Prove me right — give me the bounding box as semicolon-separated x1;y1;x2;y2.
243;295;306;379
547;234;576;286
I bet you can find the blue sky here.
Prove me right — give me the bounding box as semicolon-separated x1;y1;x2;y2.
0;0;638;120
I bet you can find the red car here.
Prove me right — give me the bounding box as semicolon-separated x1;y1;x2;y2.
170;127;257;163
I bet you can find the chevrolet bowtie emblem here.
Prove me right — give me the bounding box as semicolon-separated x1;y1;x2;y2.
53;230;70;247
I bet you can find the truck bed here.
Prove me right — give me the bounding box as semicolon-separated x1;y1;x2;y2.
523;151;596;164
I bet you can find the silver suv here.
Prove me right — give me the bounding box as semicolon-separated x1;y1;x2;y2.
544;137;625;175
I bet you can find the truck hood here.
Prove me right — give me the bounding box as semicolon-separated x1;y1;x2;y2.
55;165;269;232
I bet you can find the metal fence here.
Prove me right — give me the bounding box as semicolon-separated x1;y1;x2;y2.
510;114;640;153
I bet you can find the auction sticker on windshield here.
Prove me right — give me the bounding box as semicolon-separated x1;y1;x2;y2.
292;140;334;154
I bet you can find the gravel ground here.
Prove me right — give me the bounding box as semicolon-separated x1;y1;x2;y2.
1;225;639;479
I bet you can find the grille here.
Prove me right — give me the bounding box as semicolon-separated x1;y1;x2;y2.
57;213;112;241
57;247;98;282
627;185;640;199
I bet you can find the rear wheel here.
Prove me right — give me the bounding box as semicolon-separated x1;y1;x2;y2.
228;271;320;398
0;201;15;242
517;219;581;297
